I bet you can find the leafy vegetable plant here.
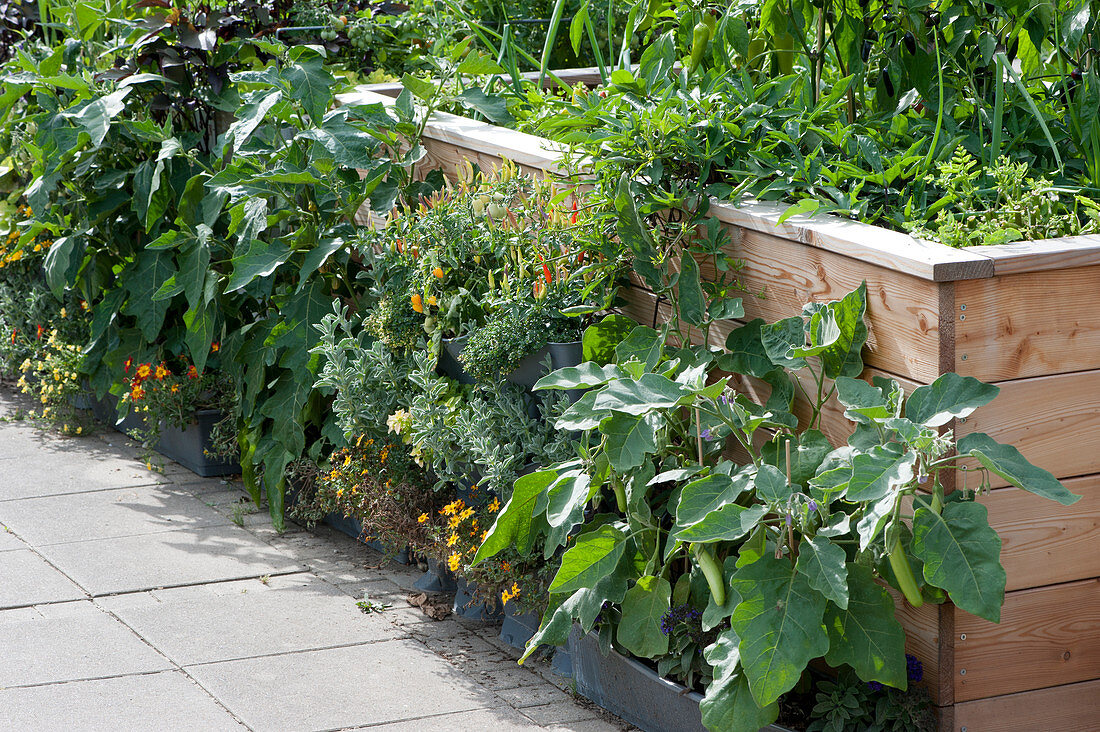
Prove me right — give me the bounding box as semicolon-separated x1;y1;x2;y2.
474;285;1080;732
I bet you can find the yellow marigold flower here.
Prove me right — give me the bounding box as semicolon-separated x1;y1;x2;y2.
448;515;461;529
155;364;169;379
488;498;500;512
344;453;352;466
417;513;429;523
447;553;460;572
458;507;475;522
446;533;458;547
501;561;511;572
136;363;151;379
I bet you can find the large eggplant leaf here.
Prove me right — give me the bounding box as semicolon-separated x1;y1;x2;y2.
730;555;829;707
845;445;916;502
835;376;891;423
761;430;832;487
535;363;625;391
719;319;773;378
474;470;557;562
699;670;779;732
912;501;1006;622
958;433;1081;506
760;316;807;370
674;471;752;528
905;373;1000;427
678;253;706;326
593;373;692;415
823;564;907;688
548;525;628;594
796;535;849;609
601;412;660;472
614;325;663;370
617;575;672;657
819;283;867;379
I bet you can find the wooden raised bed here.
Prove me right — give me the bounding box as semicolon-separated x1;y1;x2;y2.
338;84;1100;731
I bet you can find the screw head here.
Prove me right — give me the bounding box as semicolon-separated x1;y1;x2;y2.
960;668;967;675
960;633;967;640
960;304;967;311
961;354;968;361
960;314;966;321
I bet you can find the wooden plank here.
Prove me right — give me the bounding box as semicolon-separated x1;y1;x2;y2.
952;677;1100;732
358;66;607;99
891;590;953;707
338;91;1006;284
954;264;1100;380
987;474;1100;592
956;368;1100;487
695;229;947;382
954;577;1100;702
709;199;994;283
971;233;1100;275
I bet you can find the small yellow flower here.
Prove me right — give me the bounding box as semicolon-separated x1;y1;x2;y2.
417;513;429;523
488;498;500;512
447;553;460;572
446;533;458;547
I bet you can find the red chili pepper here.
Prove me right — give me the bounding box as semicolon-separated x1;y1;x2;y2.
36;324;43;340
571;200;578;225
10;329;15;345
542;261;552;284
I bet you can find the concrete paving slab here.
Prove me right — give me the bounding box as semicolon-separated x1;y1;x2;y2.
0;523;25;550
0;671;245;731
186;640;496;731
0;549;85;608
37;524;305;595
0;434;167;500
0;601;171;686
358;707;549;730
112;574;398;665
0;484;231;546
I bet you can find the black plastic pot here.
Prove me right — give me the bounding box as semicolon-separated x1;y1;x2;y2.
452;575;504;621
153;409;239;478
568;628;793;732
437;335;475;384
413;555;457;592
505;339;584;389
499;602;573;677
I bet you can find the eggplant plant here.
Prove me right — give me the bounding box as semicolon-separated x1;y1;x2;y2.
474;285;1080;732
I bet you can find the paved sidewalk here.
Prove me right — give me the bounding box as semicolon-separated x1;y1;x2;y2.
0;389;629;732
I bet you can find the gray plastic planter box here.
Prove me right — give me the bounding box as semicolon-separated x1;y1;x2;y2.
568;628;793;732
90;395;236;477
153;409;239;477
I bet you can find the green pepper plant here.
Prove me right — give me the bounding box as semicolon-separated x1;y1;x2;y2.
474;283;1080;732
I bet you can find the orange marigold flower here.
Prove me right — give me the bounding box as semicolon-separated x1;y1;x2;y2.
187;365;199;379
124;357;132;374
131;385;146;400
136;363;151;380
155;364;170;380
170;384;179;393
210;342;220;353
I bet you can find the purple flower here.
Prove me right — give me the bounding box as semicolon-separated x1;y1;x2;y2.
785;512;793;527
808;500;818;512
906;653;923;682
719;394;731;406
660;604;702;636
701;428;715;442
917;473;929;485
867;681;884;692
